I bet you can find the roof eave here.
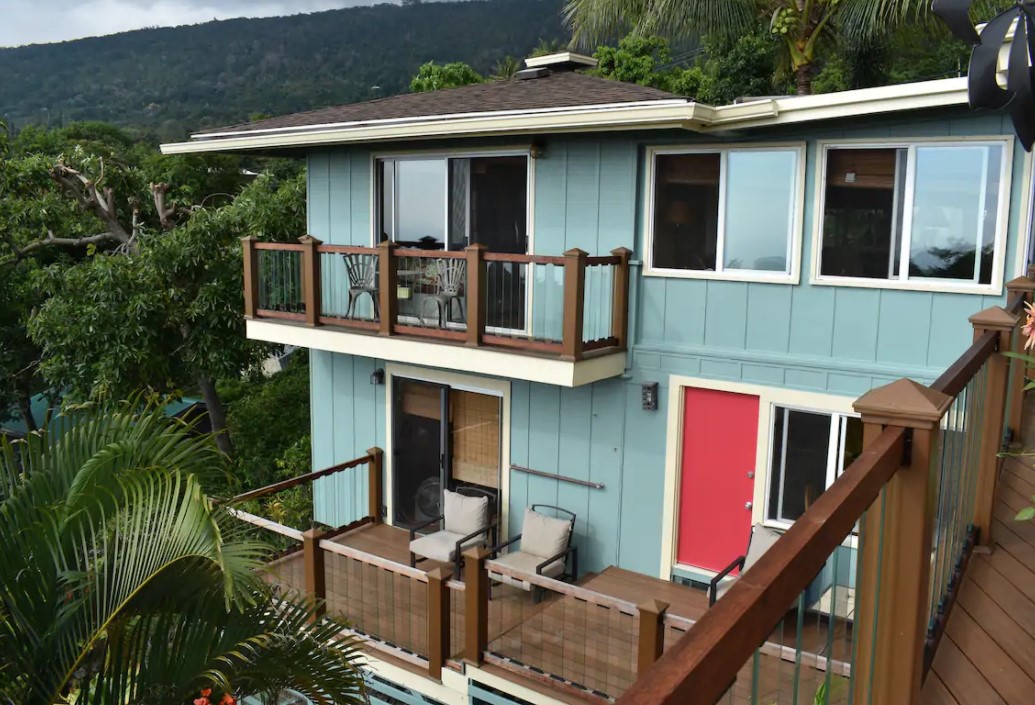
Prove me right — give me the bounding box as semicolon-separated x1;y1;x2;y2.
161;102;704;154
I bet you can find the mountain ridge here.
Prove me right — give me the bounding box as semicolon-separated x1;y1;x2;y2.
0;0;568;139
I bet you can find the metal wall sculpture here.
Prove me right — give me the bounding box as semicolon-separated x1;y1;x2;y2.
934;0;1035;150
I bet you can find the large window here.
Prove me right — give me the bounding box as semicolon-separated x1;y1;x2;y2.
818;142;1008;288
647;146;803;280
377;154;529;253
766;407;863;525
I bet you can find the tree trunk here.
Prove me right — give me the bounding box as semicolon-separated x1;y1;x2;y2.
794;63;811;95
198;376;234;457
16;385;37;434
795;64;813;95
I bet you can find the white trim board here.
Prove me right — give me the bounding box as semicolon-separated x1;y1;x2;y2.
659;375;855;580
160;78;970;155
383;362;511;540
245;319;627;387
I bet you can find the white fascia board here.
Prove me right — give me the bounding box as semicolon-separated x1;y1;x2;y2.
705;77;970;131
160;101;702;154
245;319;627;387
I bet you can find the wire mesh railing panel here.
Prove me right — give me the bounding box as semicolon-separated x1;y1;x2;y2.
257;249;304;314
926;360;987;646
448;580;466;662
713;506;876;705
395;253;468;332
323;549;430;660
583;263;615;344
320;250;380;324
662;614;693;653
484;563;639;699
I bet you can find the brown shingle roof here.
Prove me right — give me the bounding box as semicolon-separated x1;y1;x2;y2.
198;71;684;135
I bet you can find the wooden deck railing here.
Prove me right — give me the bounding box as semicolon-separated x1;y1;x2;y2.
241;236;632;361
619;276;1035;705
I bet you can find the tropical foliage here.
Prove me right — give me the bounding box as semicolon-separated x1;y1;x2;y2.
0;402;365;705
410;61;485;93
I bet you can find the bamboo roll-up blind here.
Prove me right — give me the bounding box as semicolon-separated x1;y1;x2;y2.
450;389;500;489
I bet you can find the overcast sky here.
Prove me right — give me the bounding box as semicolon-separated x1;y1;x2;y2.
1;0;394;48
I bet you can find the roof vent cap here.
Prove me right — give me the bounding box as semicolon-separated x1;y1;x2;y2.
524;52;598;72
515;67;551;80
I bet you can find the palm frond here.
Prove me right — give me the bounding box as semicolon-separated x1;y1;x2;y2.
565;0;757;49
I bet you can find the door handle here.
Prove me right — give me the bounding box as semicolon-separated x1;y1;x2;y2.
745;502;753;510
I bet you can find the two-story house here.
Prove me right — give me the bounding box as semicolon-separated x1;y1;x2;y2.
164;50;1035;705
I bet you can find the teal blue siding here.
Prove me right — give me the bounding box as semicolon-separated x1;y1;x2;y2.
307;108;1032;578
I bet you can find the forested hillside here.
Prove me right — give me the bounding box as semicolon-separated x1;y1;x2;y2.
0;0;567;139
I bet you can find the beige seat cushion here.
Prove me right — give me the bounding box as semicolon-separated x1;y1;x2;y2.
443;489;489;537
488;549;565;590
409;530;485;564
520;508;571;559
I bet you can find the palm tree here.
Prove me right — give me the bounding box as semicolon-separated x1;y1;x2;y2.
0;402;365;705
564;0;959;95
492;55;522;80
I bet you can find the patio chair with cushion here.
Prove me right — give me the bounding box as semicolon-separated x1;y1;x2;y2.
489;504;578;593
708;523;782;606
409;488;497;577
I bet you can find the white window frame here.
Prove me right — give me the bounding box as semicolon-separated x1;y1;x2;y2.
371;147;535;253
811;136;1014;296
764;404;860;530
643;142;807;284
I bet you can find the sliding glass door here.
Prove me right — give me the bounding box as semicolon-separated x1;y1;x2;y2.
392;376;502;530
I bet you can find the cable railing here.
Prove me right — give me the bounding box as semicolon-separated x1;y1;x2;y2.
619;278;1034;705
241;236;631;361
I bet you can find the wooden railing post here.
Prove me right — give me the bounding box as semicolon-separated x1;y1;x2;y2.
561;248;587;361
299;235;322;327
377;240;397;336
636;599;669;676
610;247;632;349
1005;277;1035;442
302;527;327;623
851;379;950;705
241;236;258;318
462;547;490;665
465;243;486;347
427;567;452;680
367;446;383;524
970;306;1017;549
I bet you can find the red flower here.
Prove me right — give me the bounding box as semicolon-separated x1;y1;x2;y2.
220;695;237;705
200;690;212;698
194;698;209;705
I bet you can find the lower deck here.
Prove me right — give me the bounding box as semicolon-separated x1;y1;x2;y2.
263;521;853;703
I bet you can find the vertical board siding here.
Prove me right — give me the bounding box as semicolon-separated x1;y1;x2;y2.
306;109;1028;579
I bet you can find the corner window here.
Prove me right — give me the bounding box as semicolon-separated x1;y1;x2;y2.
647;146;802;280
377;154;528;253
767;407;862;524
819;142;1007;287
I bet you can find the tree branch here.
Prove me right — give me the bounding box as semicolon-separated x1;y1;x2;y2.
16;230;124;257
49;162;132;244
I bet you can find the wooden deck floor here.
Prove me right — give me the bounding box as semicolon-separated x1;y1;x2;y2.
922;397;1035;705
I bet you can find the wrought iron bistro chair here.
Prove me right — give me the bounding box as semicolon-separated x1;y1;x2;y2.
489;505;577;601
421;258;466;328
409;487;498;578
341;253;379;320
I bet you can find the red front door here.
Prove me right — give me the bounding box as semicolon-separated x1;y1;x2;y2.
676;387;759;572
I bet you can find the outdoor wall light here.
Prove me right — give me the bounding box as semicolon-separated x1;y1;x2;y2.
529;141;545;159
641;382;659;412
370;368;385;385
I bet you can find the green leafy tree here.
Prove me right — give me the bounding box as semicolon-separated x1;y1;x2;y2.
410;61;484;93
565;0;958;95
0;401;365;705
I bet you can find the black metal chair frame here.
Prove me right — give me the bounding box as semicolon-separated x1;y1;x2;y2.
489;503;579;583
341;253;379;321
408;485;497;578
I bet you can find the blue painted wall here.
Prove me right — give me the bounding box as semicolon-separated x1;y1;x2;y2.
308;108;1030;578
